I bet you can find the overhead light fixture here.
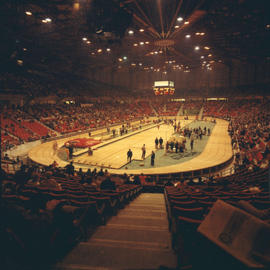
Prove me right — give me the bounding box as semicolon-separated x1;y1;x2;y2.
96;29;103;34
86;41;91;44
185;34;191;38
42;17;52;23
25;11;32;16
139;29;144;32
82;37;87;41
201;56;204;59
140;42;144;45
195;46;200;51
133;43;138;46
118;58;123;62
174;25;180;29
200;32;205;35
145;41;149;44
195;32;200;35
97;49;102;53
128;30;134;35
106;48;111;52
123;56;127;60
184;21;189;25
204;46;210;50
177;17;183;22
208;54;212;57
139;63;142;66
17;59;23;66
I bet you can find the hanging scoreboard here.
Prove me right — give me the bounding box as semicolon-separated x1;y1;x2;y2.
153;81;175;95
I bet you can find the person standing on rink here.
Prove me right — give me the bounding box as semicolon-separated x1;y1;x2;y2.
151;151;155;166
127;149;133;163
155;137;159;149
141;144;146;159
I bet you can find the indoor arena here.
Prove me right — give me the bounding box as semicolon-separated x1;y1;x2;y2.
0;1;270;270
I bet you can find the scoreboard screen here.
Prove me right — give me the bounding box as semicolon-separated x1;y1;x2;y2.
153;81;175;95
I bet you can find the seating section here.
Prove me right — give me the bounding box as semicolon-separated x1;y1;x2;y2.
183;101;202;115
1;168;142;267
20;120;52;137
164;167;269;268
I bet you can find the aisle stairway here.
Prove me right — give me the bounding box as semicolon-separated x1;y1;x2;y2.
56;193;177;270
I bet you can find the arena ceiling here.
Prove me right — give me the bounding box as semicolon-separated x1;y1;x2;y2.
0;0;269;76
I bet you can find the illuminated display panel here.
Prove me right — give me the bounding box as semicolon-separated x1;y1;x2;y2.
153;81;175;95
154;81;174;87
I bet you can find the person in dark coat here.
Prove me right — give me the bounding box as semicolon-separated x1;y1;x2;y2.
151;151;155;166
159;137;163;148
155;137;159;149
65;162;75;176
127;149;133;163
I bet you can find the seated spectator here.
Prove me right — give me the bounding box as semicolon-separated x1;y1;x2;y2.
100;176;116;191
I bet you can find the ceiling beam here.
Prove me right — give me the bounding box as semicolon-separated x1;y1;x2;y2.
170;10;206;39
157;0;165;38
166;0;183;39
132;13;160;38
134;0;157;33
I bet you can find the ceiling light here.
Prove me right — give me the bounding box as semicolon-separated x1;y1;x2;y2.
195;46;200;51
25;11;32;16
97;49;102;53
23;48;27;51
201;56;204;59
208;54;212;57
139;63;142;66
145;41;149;44
106;48;111;52
154;51;158;54
204;46;210;50
185;34;191;38
133;43;138;46
17;59;23;66
131;63;136;66
184;21;189;25
174;25;180;29
128;30;134;35
118;58;123;62
123;56;127;60
139;29;144;32
159;50;163;53
140;42;144;45
82;37;87;41
73;3;80;10
195;32;200;35
86;41;91;44
200;32;205;35
45;18;51;22
177;17;183;22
